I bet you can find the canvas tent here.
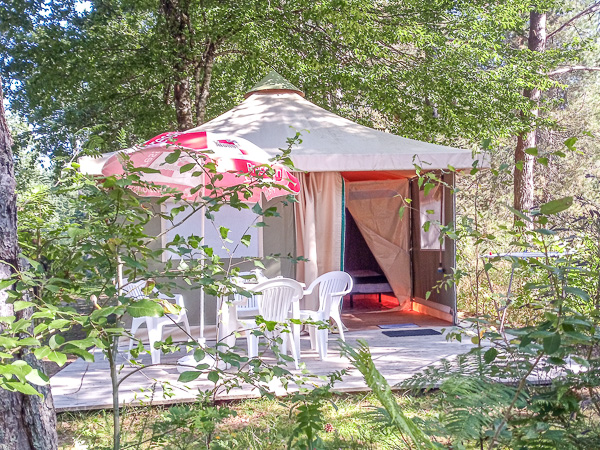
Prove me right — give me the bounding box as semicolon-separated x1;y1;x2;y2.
183;72;482;322
79;71;483;324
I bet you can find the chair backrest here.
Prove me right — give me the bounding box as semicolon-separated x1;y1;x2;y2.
253;278;304;322
230;271;265;311
312;271;354;313
120;279;149;300
233;294;257;310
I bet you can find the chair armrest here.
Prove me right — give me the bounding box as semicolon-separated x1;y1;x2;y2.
302;281;318;296
330;289;351;297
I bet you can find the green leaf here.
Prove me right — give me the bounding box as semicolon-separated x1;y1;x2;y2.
240;234;252;247
136;167;161;174
178;370;202;383
126;299;164;318
44;284;61;293
484;347;498;364
339;341;434;448
564;136;577;150
49;335;65;350
539;197;573;215
90;306;124;321
543;333;561;355
193;348;206;362
506;205;532;222
47;351;68;366
398;206;405;220
524;147;538;156
207;370;220;384
0;279;15;290
423;183;435;196
64;347;95;362
252;203;263;215
164;149;181;164
25;369;50;386
13;301;34;312
565;286;590;301
179;163;196;173
19;338;40;347
4;381;42;397
48;319;70;330
219;226;229;240
34;347;51;360
120;255;145;271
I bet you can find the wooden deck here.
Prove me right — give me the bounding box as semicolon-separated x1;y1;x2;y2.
50;305;472;412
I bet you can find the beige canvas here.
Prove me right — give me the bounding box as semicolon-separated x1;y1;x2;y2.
294;172;343;309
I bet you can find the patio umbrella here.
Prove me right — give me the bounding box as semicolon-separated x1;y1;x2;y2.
81;130;300;348
98;130;300;202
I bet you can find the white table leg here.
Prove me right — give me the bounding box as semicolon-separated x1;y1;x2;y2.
217;296;238;350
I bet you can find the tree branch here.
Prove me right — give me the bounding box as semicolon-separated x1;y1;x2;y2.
547;65;600;76
547;1;600;40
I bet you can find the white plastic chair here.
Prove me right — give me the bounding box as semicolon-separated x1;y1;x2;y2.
123;279;191;364
237;278;304;369
231;269;268;318
298;271;353;360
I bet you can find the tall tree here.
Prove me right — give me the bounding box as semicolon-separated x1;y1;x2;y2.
0;77;58;449
513;1;600;215
514;11;547;216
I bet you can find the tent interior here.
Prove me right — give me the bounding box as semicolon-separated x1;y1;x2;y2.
336;171;456;330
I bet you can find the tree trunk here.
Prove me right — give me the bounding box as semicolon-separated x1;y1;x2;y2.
0;78;58;450
514;11;546;218
195;42;216;126
173;75;194;130
160;0;194;131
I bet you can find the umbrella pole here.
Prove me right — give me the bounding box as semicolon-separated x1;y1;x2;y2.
116;255;124;295
199;204;206;347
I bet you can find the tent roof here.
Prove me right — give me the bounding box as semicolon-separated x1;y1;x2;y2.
245;71;305;98
188;76;482;172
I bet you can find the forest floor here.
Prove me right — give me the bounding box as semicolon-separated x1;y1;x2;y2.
56;392;439;449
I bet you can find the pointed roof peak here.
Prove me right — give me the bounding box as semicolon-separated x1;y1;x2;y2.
245;71;305;98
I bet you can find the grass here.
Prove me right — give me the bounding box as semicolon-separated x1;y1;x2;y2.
56;392;438;449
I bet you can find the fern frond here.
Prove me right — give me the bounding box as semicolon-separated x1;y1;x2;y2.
340;339;438;449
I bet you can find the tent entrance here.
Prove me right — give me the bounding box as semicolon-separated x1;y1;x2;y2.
343;208;395;309
343;178;412;311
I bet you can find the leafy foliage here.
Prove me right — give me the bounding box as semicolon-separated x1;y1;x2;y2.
397;171;600;448
0;138;330;448
2;0;581;162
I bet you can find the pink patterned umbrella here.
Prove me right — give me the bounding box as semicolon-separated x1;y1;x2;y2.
101;131;300;202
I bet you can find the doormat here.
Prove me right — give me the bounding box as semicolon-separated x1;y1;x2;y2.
382;329;442;338
378;323;418;329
